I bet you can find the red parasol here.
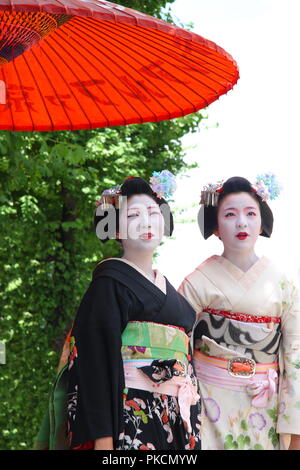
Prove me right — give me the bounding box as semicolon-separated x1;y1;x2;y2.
0;0;239;131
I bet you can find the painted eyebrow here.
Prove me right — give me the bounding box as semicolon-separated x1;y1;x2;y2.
127;206;159;210
223;206;257;211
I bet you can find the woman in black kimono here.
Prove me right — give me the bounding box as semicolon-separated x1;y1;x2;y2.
67;175;201;450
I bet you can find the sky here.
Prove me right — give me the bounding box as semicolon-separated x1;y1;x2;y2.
155;0;300;287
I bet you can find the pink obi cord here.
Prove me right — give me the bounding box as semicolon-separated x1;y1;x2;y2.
193;353;278;409
123;360;200;433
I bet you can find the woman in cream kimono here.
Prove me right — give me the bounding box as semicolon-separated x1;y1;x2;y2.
179;176;300;450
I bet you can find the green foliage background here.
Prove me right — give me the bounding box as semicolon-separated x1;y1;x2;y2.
0;0;203;450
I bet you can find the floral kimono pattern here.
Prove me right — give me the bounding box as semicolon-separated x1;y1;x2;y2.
117;387;200;450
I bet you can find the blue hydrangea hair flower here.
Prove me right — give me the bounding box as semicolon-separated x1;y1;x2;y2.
150;170;177;199
253;173;282;201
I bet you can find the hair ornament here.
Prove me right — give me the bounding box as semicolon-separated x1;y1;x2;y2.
149;170;177;199
200;181;224;207
95;170;177;210
253;173;281;201
95;185;122;210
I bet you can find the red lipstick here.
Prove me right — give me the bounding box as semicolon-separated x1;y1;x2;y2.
140;233;154;240
236;232;249;240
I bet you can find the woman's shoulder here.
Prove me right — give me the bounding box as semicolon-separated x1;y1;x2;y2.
82;259;136;302
178;257;219;302
92;257;124;273
181;255;219;282
92;258;139;283
263;256;294;281
195;255;220;271
75;264;135;326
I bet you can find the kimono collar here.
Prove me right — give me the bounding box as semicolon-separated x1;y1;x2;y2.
97;258;166;294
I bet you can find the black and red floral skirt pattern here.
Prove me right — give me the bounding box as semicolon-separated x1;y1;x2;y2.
116;387;201;450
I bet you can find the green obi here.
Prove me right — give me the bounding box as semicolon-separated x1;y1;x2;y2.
0;341;5;365
121;321;189;363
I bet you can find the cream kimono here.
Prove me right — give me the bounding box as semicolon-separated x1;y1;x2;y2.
179;255;300;450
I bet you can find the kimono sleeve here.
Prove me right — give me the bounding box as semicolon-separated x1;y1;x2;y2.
68;276;131;448
277;276;300;438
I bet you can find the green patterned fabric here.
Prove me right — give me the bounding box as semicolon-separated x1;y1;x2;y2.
34;365;69;450
121;321;189;362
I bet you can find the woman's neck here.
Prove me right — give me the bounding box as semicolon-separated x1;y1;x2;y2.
122;250;154;279
221;249;259;272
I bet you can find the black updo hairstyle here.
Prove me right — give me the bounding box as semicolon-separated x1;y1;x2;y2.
198;176;274;239
94;177;174;243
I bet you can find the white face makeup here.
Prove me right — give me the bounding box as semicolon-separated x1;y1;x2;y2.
215;192;262;254
119;194;164;252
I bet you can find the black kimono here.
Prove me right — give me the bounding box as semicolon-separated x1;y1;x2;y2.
67;259;201;450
